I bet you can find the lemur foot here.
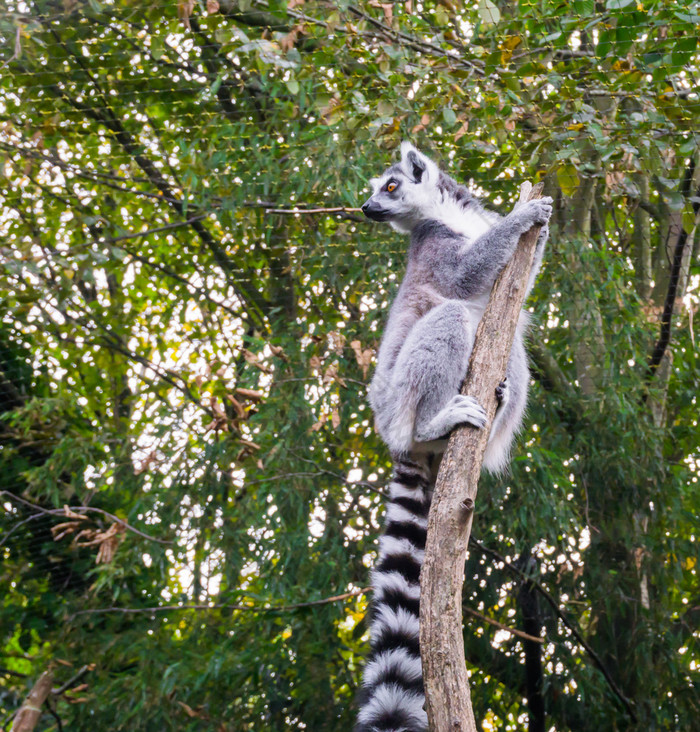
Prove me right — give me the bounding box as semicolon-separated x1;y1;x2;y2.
446;394;488;429
496;378;508;406
415;394;487;442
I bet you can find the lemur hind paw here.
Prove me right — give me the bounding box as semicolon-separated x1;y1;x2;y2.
448;394;488;430
496;378;508;406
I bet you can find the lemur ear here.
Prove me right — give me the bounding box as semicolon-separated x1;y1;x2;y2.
400;141;438;183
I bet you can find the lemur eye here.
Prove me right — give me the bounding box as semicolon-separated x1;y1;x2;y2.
387;182;397;192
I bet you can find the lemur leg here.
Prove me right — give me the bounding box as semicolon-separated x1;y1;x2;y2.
389;300;486;446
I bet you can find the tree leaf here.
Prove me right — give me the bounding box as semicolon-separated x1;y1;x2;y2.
557;163;580;196
478;0;500;27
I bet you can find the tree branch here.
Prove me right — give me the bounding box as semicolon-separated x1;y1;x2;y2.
345;4;484;75
10;667;53;732
69;587;371;619
463;606;543;644
105;215;208;243
51;665;92;696
469;536;637;721
420;182;545;731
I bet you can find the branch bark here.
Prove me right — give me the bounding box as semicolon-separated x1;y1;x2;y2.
420;182;544;732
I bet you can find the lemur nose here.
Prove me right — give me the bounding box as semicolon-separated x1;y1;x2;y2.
361;202;370;213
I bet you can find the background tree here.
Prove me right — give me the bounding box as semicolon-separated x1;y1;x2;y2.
0;1;698;730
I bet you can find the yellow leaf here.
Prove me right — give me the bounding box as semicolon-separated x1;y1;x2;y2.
557;163;580;197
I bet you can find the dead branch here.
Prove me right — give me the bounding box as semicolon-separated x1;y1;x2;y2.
1;492;172;545
469;536;636;720
463;606;543;644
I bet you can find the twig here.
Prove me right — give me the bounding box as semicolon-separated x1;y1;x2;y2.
66;586;534;645
105;215;208;243
463;607;543;644
51;665;91;696
345;4;483;75
69;587;371;619
41;702;62;732
288;450;387;498
0;512;49;549
1;492;172;545
3;141;360;220
262;206;363;221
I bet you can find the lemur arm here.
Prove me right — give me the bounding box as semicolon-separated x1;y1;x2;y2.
455;200;551;298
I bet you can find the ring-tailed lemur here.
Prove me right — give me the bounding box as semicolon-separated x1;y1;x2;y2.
354;143;552;732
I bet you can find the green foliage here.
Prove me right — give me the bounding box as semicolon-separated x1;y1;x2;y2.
0;1;698;730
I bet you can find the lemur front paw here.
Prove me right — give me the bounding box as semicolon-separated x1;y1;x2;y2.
514;197;553;231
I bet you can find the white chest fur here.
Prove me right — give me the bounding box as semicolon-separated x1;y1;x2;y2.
433;197;494;239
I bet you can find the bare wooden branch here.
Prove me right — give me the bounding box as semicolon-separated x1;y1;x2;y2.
420;182;544;732
11;668;54;732
52;665;92;696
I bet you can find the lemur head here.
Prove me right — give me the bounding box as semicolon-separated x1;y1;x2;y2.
362;142;442;233
362;141;479;236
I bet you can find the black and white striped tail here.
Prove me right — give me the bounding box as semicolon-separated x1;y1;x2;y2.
355;456;433;732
